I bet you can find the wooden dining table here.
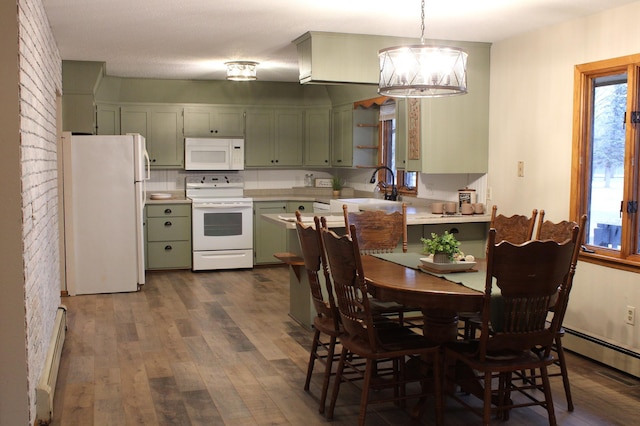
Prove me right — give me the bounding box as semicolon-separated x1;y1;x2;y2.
361;253;485;343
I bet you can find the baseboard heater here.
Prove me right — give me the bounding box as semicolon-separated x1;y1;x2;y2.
36;306;67;425
564;327;640;379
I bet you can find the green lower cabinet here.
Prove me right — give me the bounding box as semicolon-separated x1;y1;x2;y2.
145;203;192;270
253;200;315;265
254;201;287;264
147;241;192;269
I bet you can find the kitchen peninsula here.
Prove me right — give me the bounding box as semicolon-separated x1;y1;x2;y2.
262;208;491;328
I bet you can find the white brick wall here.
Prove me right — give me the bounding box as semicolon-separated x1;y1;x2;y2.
18;0;63;422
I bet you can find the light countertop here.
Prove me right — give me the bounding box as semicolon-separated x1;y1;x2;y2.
146;191;191;204
262;211;492;229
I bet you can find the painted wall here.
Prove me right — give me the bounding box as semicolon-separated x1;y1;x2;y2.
0;0;63;424
488;1;640;365
0;1;30;423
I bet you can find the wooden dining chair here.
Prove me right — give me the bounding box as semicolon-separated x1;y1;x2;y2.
522;211;587;412
342;203;408;253
443;227;579;426
294;211;341;414
342;204;422;327
321;221;442;426
459;205;539;339
490;205;538;244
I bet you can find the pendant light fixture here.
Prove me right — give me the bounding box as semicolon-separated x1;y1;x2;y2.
225;61;258;81
378;0;467;98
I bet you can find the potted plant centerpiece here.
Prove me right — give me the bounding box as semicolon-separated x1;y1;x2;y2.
421;231;461;263
331;176;343;197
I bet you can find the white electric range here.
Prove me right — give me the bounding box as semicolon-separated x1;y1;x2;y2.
186;174;253;271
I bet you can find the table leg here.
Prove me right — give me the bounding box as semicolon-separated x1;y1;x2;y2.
422;308;459;343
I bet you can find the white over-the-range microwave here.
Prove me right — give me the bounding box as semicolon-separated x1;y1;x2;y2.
184;137;245;170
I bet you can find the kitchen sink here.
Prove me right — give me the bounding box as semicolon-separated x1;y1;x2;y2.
329;198;403;213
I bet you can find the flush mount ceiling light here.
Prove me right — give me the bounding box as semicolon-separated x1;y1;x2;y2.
225;61;258;81
378;0;467;98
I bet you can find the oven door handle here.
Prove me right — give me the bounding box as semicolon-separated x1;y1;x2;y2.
192;202;253;209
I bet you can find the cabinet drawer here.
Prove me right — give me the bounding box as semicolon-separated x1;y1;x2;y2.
147;216;191;241
146;204;191;217
147;241;192;269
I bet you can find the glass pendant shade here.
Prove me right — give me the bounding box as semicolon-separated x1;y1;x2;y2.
378;45;468;97
226;61;258;81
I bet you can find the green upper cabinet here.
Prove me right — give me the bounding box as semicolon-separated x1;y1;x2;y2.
274;109;303;166
96;103;120;135
150;106;184;168
331;103;353;167
121;104;184;168
404;42;491;174
304;107;331;167
245;108;274;167
183;106;245;137
245;107;303;167
120;105;150;139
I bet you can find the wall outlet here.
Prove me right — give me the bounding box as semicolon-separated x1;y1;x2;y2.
626;306;635;325
486;187;492;200
517;161;525;177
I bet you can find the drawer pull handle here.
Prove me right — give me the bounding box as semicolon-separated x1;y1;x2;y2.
164;221;172;227
164;245;172;251
164;208;172;214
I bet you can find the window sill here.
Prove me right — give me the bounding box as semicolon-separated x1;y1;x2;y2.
579;251;640;274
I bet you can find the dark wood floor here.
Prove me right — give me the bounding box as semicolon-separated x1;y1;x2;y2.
52;266;640;425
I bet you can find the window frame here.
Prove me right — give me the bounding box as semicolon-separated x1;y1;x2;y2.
571;54;640;272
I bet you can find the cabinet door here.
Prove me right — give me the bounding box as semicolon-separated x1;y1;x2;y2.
331;104;353;167
121;105;150;139
150;106;184;168
96;104;120;135
184;106;245;137
304;108;331;167
245;109;274;167
253;202;287;264
215;108;245;136
273;109;303;167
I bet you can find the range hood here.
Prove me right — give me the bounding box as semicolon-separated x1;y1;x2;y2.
292;32;417;85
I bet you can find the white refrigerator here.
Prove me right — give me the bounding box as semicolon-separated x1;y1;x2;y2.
62;133;150;295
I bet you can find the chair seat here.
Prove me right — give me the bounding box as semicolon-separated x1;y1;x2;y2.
445;340;555;369
344;327;438;356
313;315;341;337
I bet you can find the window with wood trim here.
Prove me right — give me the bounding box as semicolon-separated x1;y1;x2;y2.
571;54;640;271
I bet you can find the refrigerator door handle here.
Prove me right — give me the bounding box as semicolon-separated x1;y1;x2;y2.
144;149;151;181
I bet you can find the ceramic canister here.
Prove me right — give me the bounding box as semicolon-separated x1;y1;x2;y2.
458;188;476;208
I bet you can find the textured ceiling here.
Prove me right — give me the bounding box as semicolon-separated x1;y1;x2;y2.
43;0;638;82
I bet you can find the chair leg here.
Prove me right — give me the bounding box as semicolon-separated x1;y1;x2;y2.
326;346;347;420
304;329;321;392
483;371;493;426
318;335;337;414
540;365;558;426
555;336;574;411
358;360;375;426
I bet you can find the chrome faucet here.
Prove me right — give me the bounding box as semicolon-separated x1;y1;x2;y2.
369;166;398;201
